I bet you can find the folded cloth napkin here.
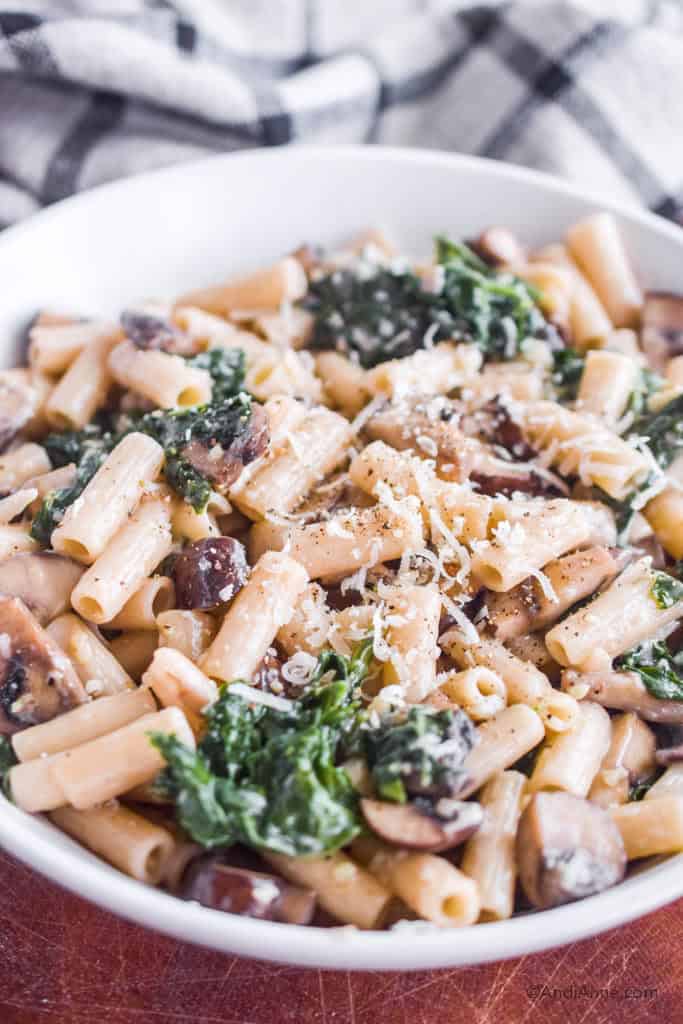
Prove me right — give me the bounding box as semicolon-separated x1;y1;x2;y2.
1;0;683;229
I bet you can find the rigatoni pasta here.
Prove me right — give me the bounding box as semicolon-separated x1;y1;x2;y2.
3;213;683;935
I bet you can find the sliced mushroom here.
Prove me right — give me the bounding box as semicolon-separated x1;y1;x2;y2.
589;712;657;807
563;669;683;725
180;855;316;924
0;374;38;453
641;292;683;372
361;797;483;853
516;791;626;909
0;552;83;625
120;310;195;355
364;396;476;482
292;472;375;525
0;596;86;733
172;537;249;611
462;396;536;461
469;227;526;268
182;403;269;490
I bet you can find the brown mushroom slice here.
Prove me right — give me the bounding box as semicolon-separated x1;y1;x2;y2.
0;374;38;452
462;396;537;461
172;537;249;611
361;797;483;853
364;397;476;482
469;453;566;498
120;310;194;354
641;292;683;372
180;856;316;924
181;403;269;491
563;669;683;725
0;596;86;733
0;552;83;625
469;227;526;268
516;791;626;909
589;712;657;807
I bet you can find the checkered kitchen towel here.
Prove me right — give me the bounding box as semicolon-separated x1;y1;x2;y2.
2;0;683;230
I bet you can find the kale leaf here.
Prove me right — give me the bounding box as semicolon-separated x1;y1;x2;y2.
303;235;556;369
650;570;683;610
630;393;683;471
618;640;683;701
624;367;663;419
150;642;371;856
362;705;476;805
186;348;245;404
32;389;255;541
0;735;17;797
551;347;585;403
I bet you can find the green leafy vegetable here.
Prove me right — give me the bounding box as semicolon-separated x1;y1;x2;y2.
304;235;557;368
0;736;17;798
186;348;245;404
362;705;476;804
650;570;683;610
624;367;663;420
618;640;683;701
32;388;255;541
551;347;585;403
630;393;683;470
629;776;659;801
151;642;372;856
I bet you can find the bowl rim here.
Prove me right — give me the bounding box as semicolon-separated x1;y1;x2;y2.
1;143;682;970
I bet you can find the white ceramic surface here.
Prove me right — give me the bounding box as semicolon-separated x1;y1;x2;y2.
1;146;682;970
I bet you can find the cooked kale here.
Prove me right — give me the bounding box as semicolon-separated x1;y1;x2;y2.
0;735;16;795
151;642;372;856
186;348;245;403
551;347;585;402
362;705;477;804
624;367;663;419
31;441;115;545
630;393;683;470
629;776;659;801
303;235;556;369
618;640;683;701
32;390;256;540
650;570;683;610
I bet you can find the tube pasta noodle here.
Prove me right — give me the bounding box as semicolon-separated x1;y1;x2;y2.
29;321;113;375
438;667;507;722
611;798;683;859
5;215;683;933
520;401;650;500
13;687;156;761
528;701;611;797
249;500;424;580
353;836;480;927
9;706;194;812
0;524;38;559
576;349;638;422
263;850;392;930
231;406;352;519
381;583;441;702
52;432;165;563
105;575;175;631
443;633;578;734
156;609;217;661
50;803;176;884
175;257;308;317
108;339;212;408
0;443;51;492
460;771;526;921
566;213;642;328
200;551;308;682
46;613;134;696
546;558;683;670
45;329;120;429
71;492;174;624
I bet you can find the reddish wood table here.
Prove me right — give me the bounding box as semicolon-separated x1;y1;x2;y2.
0;849;677;1023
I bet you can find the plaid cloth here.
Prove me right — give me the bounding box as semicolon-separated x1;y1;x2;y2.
1;0;683;230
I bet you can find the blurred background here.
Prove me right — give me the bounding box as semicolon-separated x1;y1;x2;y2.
1;0;683;229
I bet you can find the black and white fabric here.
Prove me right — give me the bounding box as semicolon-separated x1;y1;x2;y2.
1;0;683;230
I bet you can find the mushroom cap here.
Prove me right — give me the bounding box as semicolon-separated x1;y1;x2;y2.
361;797;483;853
516;791;626;909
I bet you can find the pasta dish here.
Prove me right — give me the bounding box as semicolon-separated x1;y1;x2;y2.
1;212;683;930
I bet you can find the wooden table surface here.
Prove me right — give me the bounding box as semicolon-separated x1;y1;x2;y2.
0;849;677;1024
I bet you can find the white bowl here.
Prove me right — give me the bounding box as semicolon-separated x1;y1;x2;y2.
1;146;682;970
